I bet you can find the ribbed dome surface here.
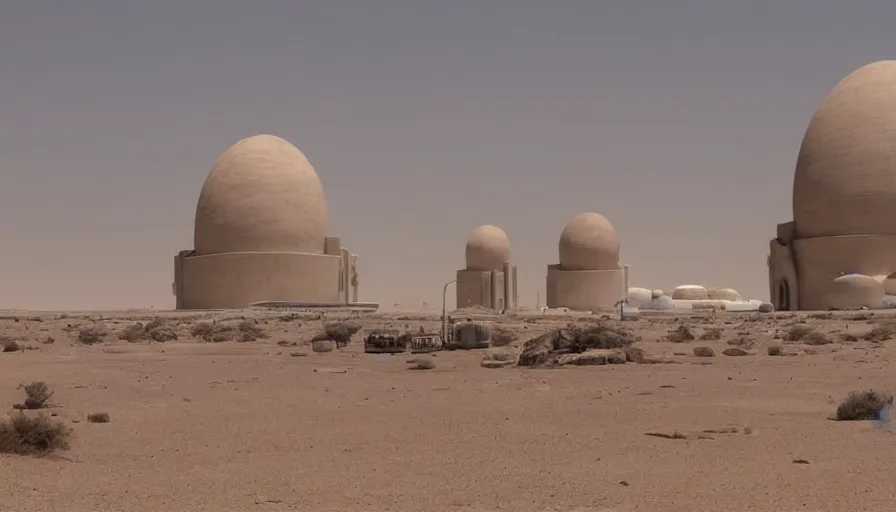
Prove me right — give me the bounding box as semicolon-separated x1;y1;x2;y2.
465;225;510;271
194;134;330;255
793;60;896;238
558;212;620;271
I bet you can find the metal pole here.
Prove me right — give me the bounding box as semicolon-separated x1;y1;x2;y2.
442;279;456;344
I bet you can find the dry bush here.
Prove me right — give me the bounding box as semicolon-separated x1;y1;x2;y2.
839;332;859;342
767;345;783;356
667;325;695;343
802;331;832;346
78;326;107;345
1;337;21;353
87;412;110;423
237;320;266;342
324;321;362;346
693;346;715;357
699;328;723;341
727;336;754;348
21;382;52;410
144;318;178;342
190;322;232;342
0;412;72;456
784;324;815;342
862;324;896;343
809;312;833;320
489;326;517;347
835;390;893;421
623;346;645;363
118;323;145;342
407;357;435;370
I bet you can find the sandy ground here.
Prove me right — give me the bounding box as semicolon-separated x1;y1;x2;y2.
1;309;896;512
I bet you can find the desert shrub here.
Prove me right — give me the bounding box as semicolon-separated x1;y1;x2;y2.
623;346;645;363
311;332;331;342
22;382;52;410
767;345;783;356
0;412;72;456
78;326;107;345
809;312;833;320
835;390;893;421
727;336;754;347
693;346;715;357
489;326;517;347
699;328;723;341
324;321;362;346
1;337;21;353
407;357;435;370
190;322;232;342
144;318;178;342
87;412;110;423
118;323;145;342
784;324;815;342
839;332;859;342
802;331;832;346
237;320;266;342
862;324;896;343
667;325;694;343
190;322;214;341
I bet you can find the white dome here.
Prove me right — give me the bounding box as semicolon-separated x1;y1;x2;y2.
793;61;896;238
558;212;620;271
194;134;329;255
708;288;742;301
672;285;708;300
825;274;884;310
465;225;510;271
627;287;652;307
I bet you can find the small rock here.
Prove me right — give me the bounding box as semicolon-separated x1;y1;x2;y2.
758;302;775;313
693;346;715;357
722;347;749;356
289;351;308;357
792;458;809;464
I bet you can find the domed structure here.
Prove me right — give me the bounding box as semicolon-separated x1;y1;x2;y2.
793;61;896;239
194;134;329;255
627;287;652;307
825;274;884;310
672;285;709;301
546;212;628;312
708;287;742;301
465;225;511;271
769;61;896;311
173;134;365;310
558;212;620;271
456;225;517;311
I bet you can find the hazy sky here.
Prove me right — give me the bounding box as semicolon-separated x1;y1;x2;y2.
1;1;893;311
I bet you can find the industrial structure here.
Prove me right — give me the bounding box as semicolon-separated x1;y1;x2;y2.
769;60;896;311
173;134;368;310
546;212;628;312
456;225;518;311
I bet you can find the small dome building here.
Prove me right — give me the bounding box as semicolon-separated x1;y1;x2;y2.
546;212;628;312
769;61;896;310
173;134;362;309
456;225;517;311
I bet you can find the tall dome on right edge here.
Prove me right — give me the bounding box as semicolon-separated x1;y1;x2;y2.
769;61;896;311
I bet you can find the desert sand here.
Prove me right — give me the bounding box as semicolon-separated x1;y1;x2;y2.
1;308;896;512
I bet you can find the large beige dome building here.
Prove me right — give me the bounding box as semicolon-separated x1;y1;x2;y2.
546;212;628;311
456;225;518;310
173;134;361;309
769;61;896;310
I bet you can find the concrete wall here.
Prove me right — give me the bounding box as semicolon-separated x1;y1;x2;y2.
792;234;896;310
457;269;502;309
179;251;341;309
545;264;624;312
768;239;799;311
